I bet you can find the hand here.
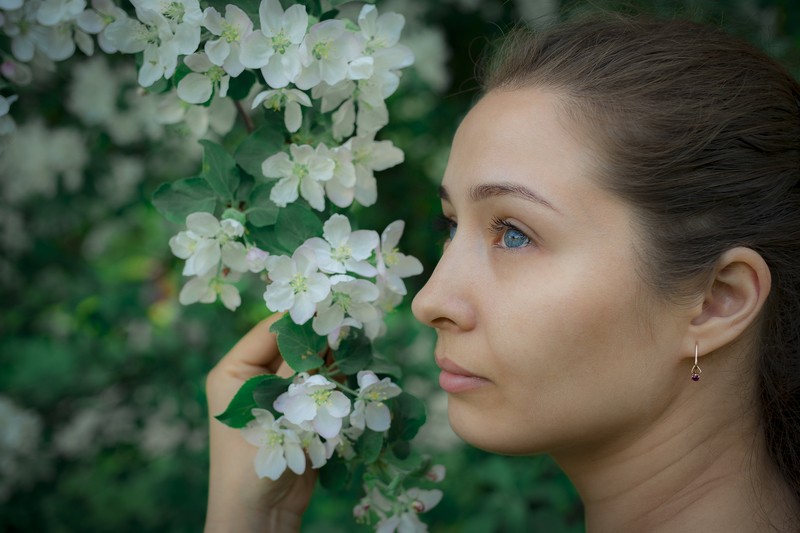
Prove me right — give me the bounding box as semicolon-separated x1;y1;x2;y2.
205;314;317;533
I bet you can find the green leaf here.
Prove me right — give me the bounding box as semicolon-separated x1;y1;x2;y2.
296;0;322;17
275;203;323;251
330;0;373;6
333;332;373;375
151;177;217;224
246;183;279;227
319;454;350;490
252;374;293;416
247;224;292;255
368;353;402;379
387;392;426;442
319;8;339;21
269;314;326;372
214;374;275;428
227;70;256;100
200;140;239;200
355;428;384;464
235;124;285;179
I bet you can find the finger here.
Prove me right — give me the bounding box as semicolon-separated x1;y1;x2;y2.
217;313;285;376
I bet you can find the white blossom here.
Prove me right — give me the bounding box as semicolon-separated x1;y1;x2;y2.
251;87;311;133
241;408;306;480
346;135;404;206
304;213;379;276
322;143;357;208
262;143;335;211
0;94;18;135
168;212;247;277
273;374;351;439
177;52;229;104
202;4;252;76
295;19;361;90
374;488;443;533
263;246;330;324
350;370;401;432
178;268;242;311
156;91;237;138
76;0;128;53
239;0;307;88
312;277;380;341
377;220;423;296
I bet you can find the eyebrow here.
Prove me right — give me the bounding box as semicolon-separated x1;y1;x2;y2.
438;182;559;213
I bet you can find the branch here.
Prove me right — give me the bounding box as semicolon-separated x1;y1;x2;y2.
235;100;255;133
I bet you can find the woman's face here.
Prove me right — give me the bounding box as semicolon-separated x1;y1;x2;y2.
412;88;690;458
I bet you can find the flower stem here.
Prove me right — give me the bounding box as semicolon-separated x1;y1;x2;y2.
235;100;255;133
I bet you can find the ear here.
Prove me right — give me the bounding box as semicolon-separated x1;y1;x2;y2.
684;247;771;356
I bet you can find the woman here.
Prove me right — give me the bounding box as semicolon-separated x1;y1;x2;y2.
205;15;800;532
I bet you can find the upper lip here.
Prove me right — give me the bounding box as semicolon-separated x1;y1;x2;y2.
436;355;482;378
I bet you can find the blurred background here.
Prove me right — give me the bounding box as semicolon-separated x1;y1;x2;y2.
1;0;799;531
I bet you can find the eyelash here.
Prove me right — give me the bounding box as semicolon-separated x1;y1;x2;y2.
488;216;532;249
434;215;533;249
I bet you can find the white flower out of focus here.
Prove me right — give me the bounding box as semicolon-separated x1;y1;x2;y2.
273;374;351;439
350;370;402;432
262;143;335;211
373;488;443;533
263;246;330;324
241;408;306;480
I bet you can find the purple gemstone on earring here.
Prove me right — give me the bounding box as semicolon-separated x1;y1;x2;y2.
691;374;700;382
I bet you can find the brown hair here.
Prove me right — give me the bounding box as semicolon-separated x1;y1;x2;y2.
483;15;800;506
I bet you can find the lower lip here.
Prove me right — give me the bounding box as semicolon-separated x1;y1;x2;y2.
438;370;489;393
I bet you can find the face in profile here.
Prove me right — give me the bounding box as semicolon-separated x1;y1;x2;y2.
411;88;691;458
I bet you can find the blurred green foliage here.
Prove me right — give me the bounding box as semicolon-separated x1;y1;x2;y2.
2;0;799;531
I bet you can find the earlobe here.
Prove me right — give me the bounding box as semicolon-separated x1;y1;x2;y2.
687;247;771;354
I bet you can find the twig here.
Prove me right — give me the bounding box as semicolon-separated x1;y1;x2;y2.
235;100;255;133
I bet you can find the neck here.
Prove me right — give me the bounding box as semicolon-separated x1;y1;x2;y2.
552;392;798;532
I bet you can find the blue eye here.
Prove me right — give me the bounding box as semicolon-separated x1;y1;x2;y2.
489;217;532;249
502;227;529;248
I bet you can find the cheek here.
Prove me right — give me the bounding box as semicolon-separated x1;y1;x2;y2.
449;256;670;454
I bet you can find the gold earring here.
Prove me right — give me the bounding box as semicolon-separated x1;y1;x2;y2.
691;343;702;382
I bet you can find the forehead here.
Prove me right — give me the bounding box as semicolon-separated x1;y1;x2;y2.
444;89;593;204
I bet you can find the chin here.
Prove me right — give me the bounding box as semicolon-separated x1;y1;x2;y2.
446;398;543;456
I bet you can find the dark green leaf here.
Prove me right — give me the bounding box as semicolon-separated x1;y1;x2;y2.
246;183;279;227
319;453;350;490
252;374;293;416
214;374;274;428
320;8;339;21
275;203;323;251
227;70;256;100
234;125;285;179
387;392;426;442
247;224;292;255
269;314;326;372
296;0;322;17
333;332;373;375
151;177;217;224
355;428;384;464
200;140;239;200
330;0;373;6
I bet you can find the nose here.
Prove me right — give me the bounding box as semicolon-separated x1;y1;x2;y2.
411;238;477;331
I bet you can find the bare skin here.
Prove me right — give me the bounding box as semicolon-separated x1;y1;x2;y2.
205;314;314;533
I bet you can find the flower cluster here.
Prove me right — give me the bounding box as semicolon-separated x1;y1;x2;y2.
2;0;441;530
242;371;403;480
